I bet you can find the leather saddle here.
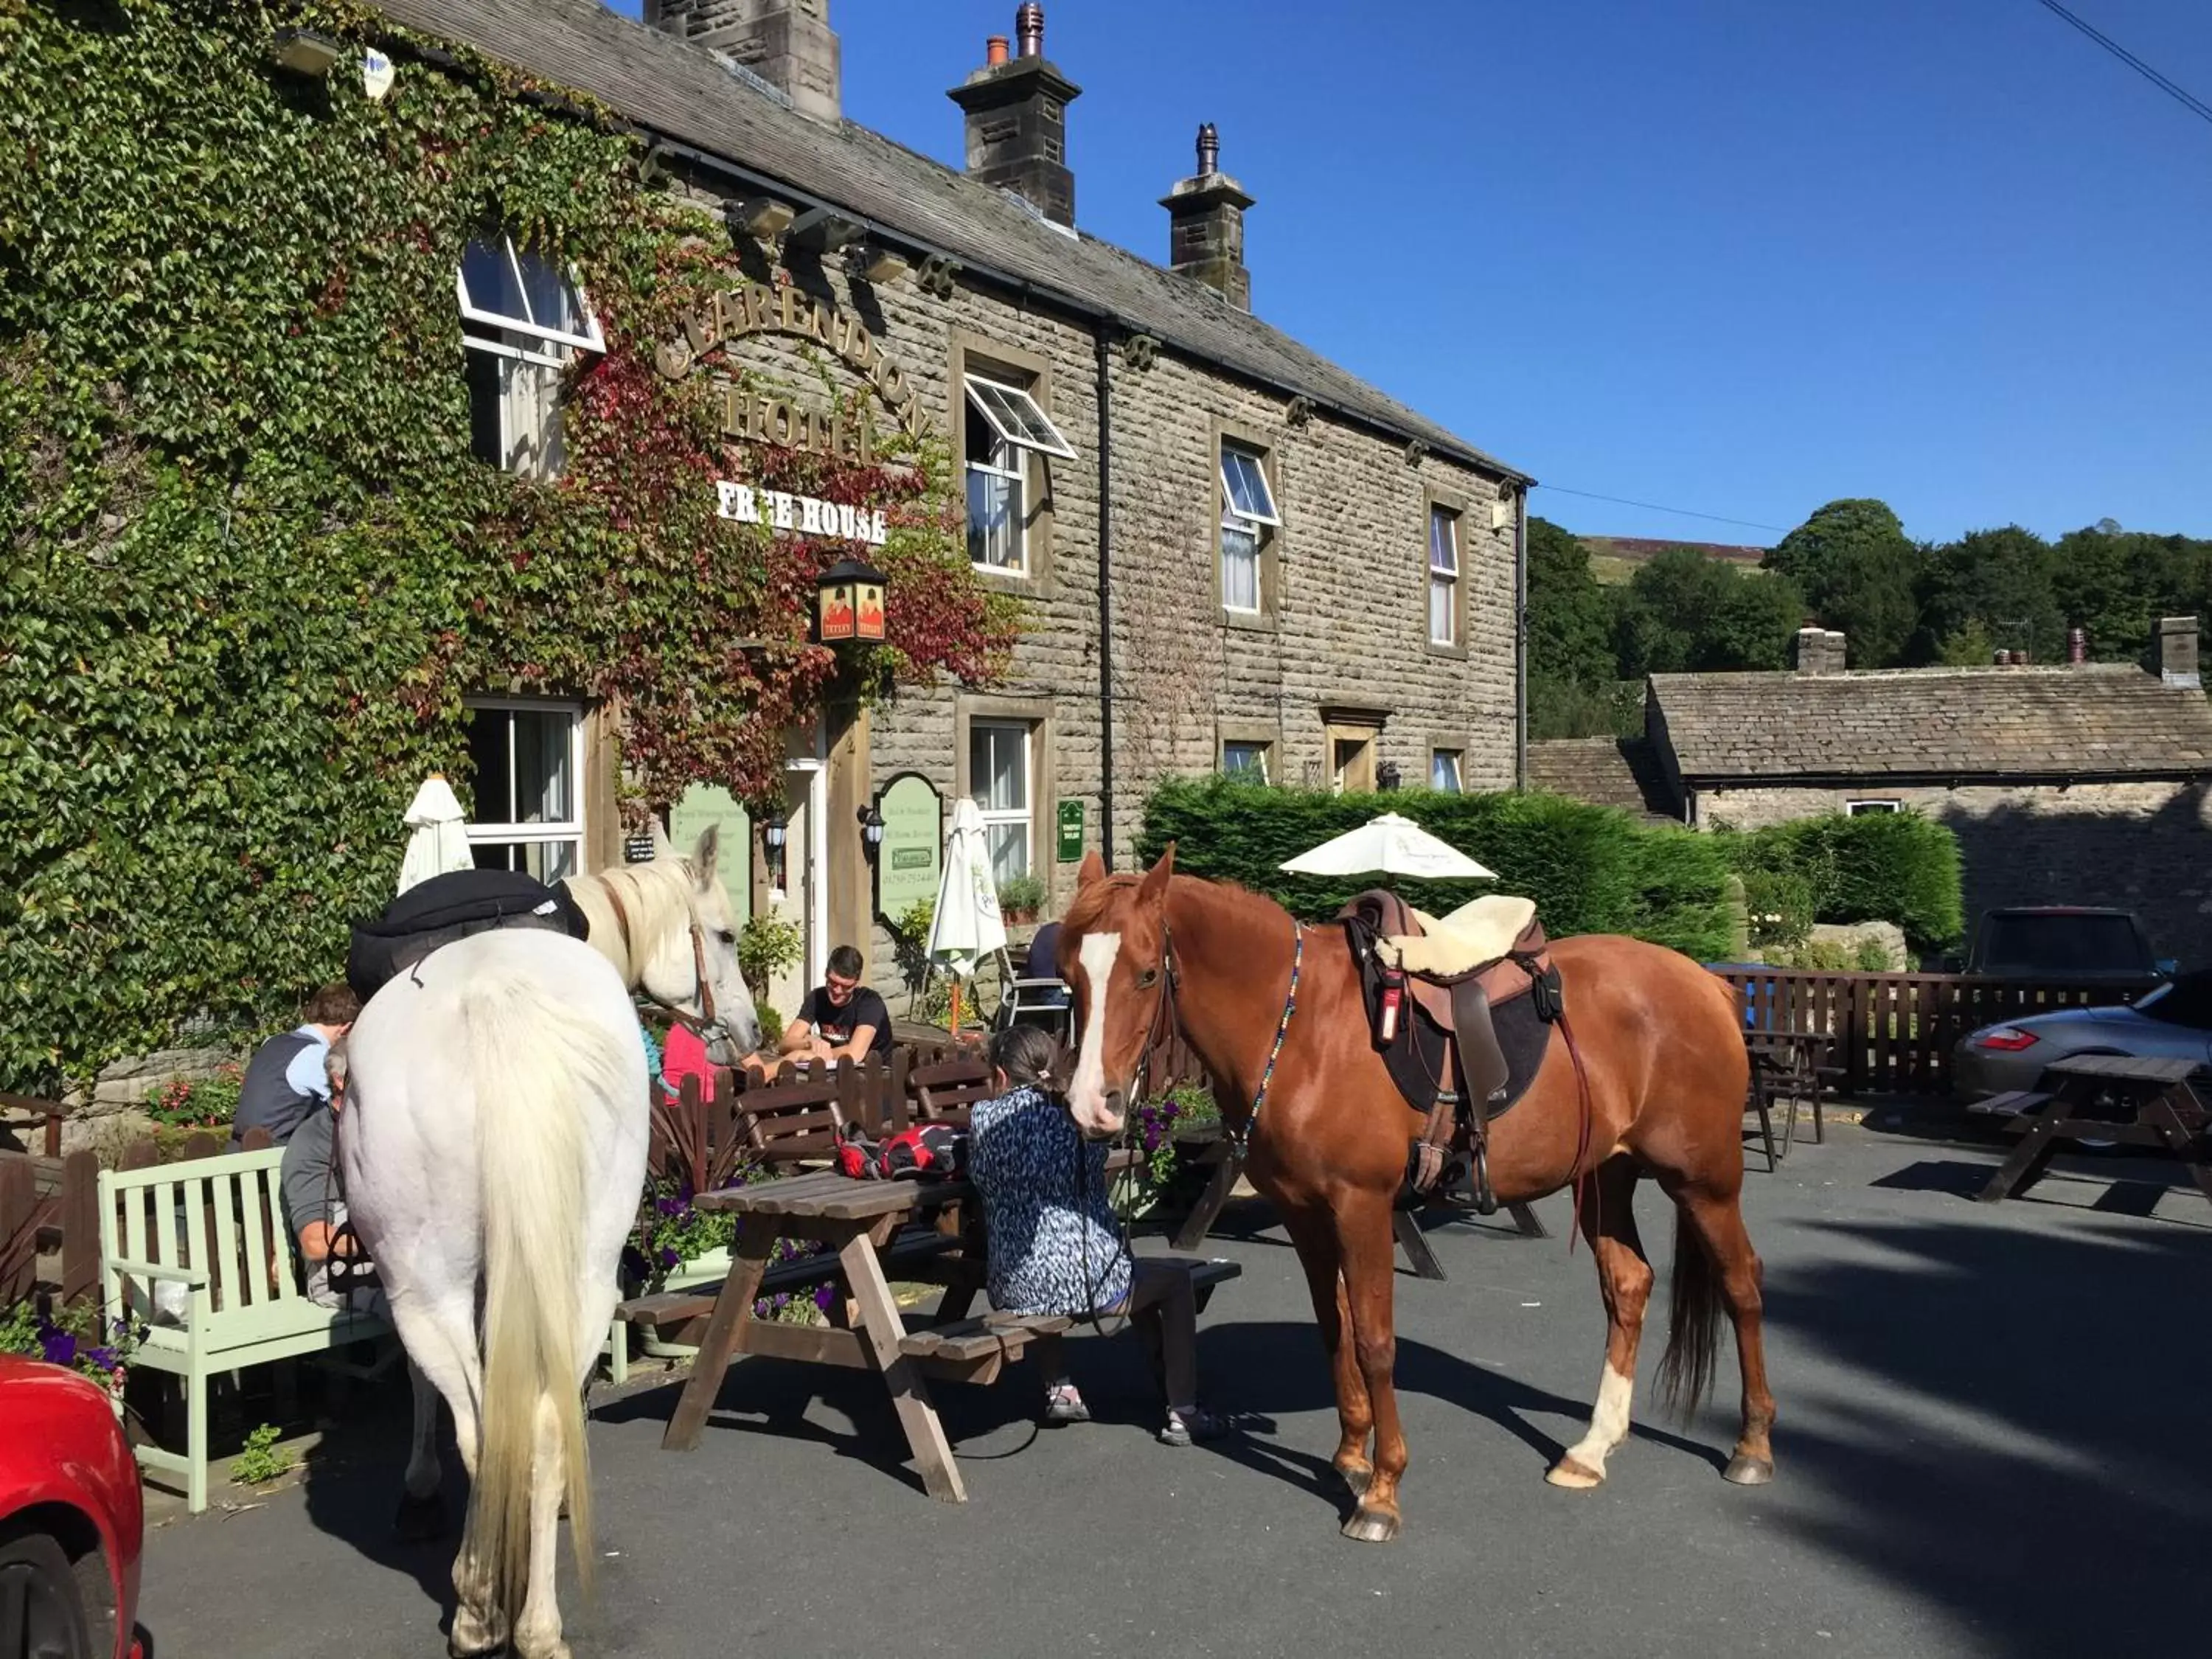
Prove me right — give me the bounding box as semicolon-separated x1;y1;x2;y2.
1338;888;1562;1211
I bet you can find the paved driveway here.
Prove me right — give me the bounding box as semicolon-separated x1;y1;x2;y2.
141;1119;2212;1657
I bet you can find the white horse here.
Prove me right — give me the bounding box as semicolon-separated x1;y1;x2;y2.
343;824;759;1658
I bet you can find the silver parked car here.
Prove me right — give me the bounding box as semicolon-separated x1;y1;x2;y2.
1953;972;2212;1101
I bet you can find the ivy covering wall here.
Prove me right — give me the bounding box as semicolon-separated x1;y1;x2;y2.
0;0;1017;1085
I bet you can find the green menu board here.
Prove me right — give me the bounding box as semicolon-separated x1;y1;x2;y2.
669;783;750;925
874;771;942;920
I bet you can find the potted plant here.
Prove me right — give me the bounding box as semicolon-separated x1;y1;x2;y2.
996;872;1047;927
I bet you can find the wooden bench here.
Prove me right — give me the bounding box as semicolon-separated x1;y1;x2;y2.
100;1147;394;1512
905;1057;994;1128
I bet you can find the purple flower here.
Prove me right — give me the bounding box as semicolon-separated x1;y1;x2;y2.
40;1331;77;1367
658;1247;679;1267
87;1346;116;1371
655;1197;681;1217
813;1283;836;1312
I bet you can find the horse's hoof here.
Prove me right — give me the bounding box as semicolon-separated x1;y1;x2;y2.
1341;1504;1402;1543
393;1489;448;1543
1335;1461;1373;1498
1544;1455;1605;1490
449;1605;506;1658
1723;1453;1775;1486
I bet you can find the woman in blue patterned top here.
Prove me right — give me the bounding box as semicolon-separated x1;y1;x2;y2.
968;1025;1224;1445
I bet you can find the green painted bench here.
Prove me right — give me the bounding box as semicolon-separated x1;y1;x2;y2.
100;1147;394;1513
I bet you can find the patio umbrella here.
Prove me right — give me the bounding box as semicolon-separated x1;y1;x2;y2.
396;773;474;896
1279;812;1497;881
924;796;1008;1035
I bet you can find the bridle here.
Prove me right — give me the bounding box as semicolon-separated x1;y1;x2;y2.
602;880;734;1051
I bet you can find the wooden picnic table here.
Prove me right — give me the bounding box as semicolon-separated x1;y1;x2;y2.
657;1170;1052;1503
0;1092;69;1158
1975;1052;2212;1211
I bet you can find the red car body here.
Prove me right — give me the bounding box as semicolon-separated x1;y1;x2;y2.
0;1354;144;1659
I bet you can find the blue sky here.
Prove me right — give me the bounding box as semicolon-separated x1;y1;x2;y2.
602;1;2211;546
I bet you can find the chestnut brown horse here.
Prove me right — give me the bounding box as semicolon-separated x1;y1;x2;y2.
1060;846;1774;1543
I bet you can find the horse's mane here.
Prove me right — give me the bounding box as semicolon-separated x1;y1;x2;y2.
577;855;695;948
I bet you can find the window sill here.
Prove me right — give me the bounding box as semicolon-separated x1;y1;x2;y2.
1424;638;1470;661
973;562;1048;597
1222;607;1279;634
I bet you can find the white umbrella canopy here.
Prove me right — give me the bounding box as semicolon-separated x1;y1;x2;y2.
1279;812;1497;881
925;796;1008;981
396;773;475;896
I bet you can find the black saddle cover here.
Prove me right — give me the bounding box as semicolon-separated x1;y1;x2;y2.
347;869;589;1002
1351;945;1554;1127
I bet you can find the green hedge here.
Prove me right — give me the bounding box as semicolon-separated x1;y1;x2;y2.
1717;811;1964;953
1135;777;1735;961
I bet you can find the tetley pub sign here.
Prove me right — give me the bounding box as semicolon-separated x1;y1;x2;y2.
655;278;928;471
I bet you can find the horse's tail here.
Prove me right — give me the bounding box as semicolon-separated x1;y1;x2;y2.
1655;1206;1725;1420
461;960;626;1627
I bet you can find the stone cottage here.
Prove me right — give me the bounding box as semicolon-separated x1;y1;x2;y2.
375;0;1531;1001
1536;618;2212;959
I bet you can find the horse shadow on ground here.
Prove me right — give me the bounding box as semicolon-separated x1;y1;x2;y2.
298;1389;467;1643
1757;1209;2212;1655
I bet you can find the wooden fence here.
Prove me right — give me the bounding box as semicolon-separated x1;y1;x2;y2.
1711;967;2154;1097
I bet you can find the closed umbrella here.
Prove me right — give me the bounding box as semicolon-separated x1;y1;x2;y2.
925;797;1008;1035
1279;812;1497;881
397;773;475;896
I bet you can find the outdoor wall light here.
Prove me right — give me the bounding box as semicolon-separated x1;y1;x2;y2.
1376;761;1402;792
853;245;911;286
762;816;787;852
271;28;345;77
815;559;888;644
858;804;886;857
737;196;798;243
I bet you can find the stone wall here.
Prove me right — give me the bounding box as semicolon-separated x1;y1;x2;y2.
1697;779;2212;962
667;171;1520;997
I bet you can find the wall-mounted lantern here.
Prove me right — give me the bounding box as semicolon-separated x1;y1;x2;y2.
857;804;886;860
815;558;888;644
271;27;344;77
762;813;787;890
1375;760;1402;792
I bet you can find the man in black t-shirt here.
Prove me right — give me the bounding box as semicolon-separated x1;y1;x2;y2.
776;945;894;1065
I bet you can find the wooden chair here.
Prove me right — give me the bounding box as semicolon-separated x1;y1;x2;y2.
907;1058;995;1130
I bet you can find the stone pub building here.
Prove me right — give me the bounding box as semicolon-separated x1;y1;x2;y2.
384;0;1531;1004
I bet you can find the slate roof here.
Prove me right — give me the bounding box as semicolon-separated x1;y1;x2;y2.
1526;737;1678;818
1651;664;2212;783
372;0;1523;479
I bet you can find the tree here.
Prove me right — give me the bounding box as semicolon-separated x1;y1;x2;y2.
1915;526;2063;664
1764;499;1921;667
1613;546;1804;677
1526;517;1615;689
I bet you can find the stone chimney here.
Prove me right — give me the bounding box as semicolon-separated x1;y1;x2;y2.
2158;614;2200;690
947;4;1082;229
647;0;841;123
1794;626;1846;675
1161;122;1255;310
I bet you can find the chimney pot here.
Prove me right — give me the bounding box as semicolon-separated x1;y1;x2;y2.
2068;626;2087;664
1016;1;1045;57
1197;121;1220;177
985;34;1009;66
2158;614;2201;689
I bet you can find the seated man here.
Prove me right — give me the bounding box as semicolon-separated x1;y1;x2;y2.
771;945;894;1068
277;1042;386;1318
229;982;360;1150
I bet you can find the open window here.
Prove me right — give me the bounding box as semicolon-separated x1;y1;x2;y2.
457;234;603;479
1220;445;1280;527
964;375;1075;460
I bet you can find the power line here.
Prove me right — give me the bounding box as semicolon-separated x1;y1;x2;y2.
2030;0;2212;128
1530;484;1788;536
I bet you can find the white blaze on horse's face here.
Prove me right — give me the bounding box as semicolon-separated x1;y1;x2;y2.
1066;930;1124;1136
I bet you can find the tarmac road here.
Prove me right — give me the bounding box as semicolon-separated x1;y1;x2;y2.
139;1118;2212;1658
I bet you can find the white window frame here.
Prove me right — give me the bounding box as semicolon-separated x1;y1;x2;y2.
1845;799;1901;815
456;234;605;369
1220;505;1262;616
1220;445;1281;527
969;720;1034;882
1430;748;1464;793
964;374;1076;460
964;414;1028;575
463;698;586;879
1428;506;1461;647
1222;740;1272;782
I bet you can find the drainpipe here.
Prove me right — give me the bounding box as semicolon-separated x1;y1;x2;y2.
1094;322;1116;869
1513;487;1529;790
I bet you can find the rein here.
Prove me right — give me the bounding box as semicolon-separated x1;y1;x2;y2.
599;874;727;1047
